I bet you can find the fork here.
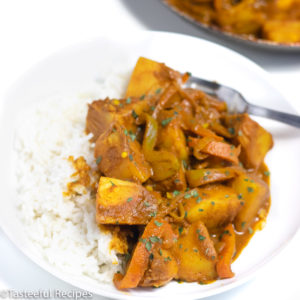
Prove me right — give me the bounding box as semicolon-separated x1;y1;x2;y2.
186;76;300;128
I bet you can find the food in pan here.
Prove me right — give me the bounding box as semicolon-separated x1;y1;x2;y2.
165;0;300;44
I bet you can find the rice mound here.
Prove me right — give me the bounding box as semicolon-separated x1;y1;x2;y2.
13;71;129;283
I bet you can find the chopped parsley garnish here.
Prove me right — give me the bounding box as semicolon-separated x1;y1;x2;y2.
144;201;150;207
164;256;172;262
174;111;178;115
225;194;229;198
203;175;208;181
110;180;116;186
248;227;254;234
96;156;102;164
150;106;155;111
211;201;215;205
241;221;246;228
124;129;128;135
173;190;180;197
149;211;157;217
228;127;235;135
155;88;162;94
225;170;230;176
182;160;188;169
161;117;172;127
247;186;254;193
154;220;163;227
198;234;206;241
238;130;243;136
264;171;270;176
139;238;147;243
145;241;152;251
187;72;192;77
191;190;199;197
244;178;249;182
149;236;161;243
127;197;133;203
184;211;188;218
184;193;191;199
196;197;202;203
129;154;133;161
159;248;163;256
140;94;145;100
198;208;204;212
178;227;183;235
132;109;138;119
238;193;243;199
126;97;131;104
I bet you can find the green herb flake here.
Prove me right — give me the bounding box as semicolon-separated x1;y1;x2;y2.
161;117;172;127
198;208;204;212
164;256;172;262
247;186;254;193
238;193;243;199
184;211;188;218
203;175;208;181
211;255;216;260
145;241;152;251
124;129;128;136
248;227;254;234
187;72;192;77
211;201;215;205
196;197;202;203
244;178;249;182
240;201;245;206
225;170;230;176
264;171;270;176
150;106;155;111
110;180;116;186
126;97;131;104
228;127;235;135
198;234;206;241
173;190;180;197
225;194;229;198
178;227;184;235
191;190;199;197
184;193;191;199
238;130;243;136
132;110;138;119
149;253;154;260
149;236;161;243
183;160;188;169
96;156;102;164
127;197;133;203
139;238;147;243
159;248;163;256
149;211;157;217
174;111;178;115
154;220;163;227
140;94;145;100
129;154;134;161
179;243;183;249
193;248;198;253
155;88;162;94
241;221;246;229
144;201;150;207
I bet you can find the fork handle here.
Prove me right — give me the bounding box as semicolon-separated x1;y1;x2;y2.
247;104;300;128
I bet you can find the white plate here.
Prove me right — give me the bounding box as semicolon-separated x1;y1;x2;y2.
0;31;299;300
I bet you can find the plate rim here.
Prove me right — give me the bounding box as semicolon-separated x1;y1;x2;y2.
0;30;299;300
162;0;300;51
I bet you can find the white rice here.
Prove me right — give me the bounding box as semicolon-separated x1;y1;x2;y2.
13;71;130;284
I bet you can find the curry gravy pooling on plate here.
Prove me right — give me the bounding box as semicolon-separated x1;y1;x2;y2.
84;57;273;289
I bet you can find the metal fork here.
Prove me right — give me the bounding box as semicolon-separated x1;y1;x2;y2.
186;76;300;128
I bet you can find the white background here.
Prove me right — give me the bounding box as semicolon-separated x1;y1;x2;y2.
0;1;299;299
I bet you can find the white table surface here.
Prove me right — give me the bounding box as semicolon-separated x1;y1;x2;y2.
0;1;299;299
